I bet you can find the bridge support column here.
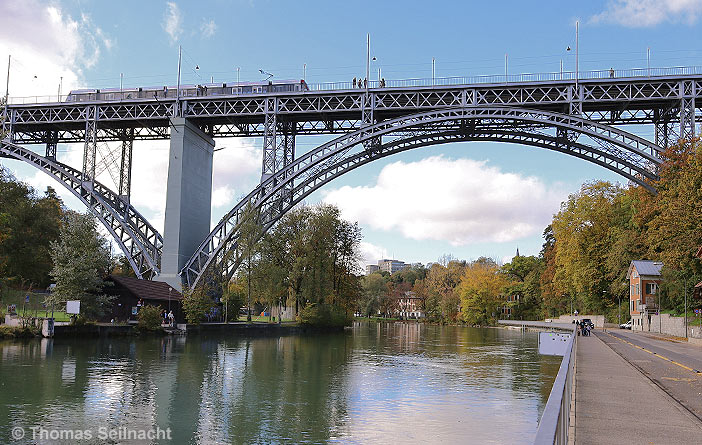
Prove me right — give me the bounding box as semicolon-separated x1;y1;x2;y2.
261;98;296;183
118;128;134;205
45;131;57;159
680;80;696;141
82;105;97;184
157;118;214;290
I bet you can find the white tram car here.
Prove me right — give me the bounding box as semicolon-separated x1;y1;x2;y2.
65;79;309;102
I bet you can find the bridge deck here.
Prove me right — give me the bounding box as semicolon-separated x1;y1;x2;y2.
6;74;701;143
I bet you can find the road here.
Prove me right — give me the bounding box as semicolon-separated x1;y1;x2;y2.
597;329;702;421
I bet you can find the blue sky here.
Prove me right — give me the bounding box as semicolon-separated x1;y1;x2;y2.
1;0;702;268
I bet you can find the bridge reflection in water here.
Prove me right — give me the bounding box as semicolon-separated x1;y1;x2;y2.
0;322;560;444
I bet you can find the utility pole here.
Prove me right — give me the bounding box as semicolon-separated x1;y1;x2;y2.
647;47;651;77
685;276;688;338
303;63;306;81
365;33;370;93
575;20;579;90
176;45;182;117
4;55;10;125
505;53;508;80
432;57;435;84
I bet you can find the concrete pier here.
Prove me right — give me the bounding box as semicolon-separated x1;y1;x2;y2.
157;118;214;290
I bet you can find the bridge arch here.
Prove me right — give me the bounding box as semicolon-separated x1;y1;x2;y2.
0;139;162;279
182;106;663;287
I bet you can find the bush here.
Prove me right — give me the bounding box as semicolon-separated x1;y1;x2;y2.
299;303;352;327
182;286;215;325
137;305;164;331
0;325;38;338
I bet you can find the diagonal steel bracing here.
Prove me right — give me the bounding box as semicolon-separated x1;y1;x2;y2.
0;139;162;279
8;76;702;144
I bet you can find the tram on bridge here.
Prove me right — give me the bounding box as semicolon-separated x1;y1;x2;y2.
65;79;309;102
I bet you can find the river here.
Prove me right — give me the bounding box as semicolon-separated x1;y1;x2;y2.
0;322;560;444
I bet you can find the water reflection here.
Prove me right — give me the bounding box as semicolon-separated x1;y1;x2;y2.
0;323;559;444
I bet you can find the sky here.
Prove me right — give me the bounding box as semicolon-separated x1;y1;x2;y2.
1;0;702;269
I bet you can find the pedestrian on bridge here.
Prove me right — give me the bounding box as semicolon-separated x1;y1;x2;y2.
353;77;357;88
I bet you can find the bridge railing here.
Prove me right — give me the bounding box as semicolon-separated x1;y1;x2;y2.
533;325;577;445
8;65;702;105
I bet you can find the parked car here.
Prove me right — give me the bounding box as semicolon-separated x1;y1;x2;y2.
580;318;594;329
619;320;632;329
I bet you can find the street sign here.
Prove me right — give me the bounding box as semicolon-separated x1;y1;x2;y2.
66;300;80;314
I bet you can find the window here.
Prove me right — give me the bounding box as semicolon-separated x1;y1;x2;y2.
636;284;640;295
646;283;657;295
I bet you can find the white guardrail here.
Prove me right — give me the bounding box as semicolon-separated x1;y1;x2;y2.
533;324;577;445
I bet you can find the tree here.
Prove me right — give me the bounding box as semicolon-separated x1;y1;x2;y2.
248;204;362;326
48;211;113;320
237;203;263;321
181;284;216;324
551;181;623;314
646;138;702;311
0;170;64;289
137;305;163;330
458;259;511;325
502;255;543;320
360;273;387;317
425;260;465;321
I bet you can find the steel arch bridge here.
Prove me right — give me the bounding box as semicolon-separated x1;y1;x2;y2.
3;70;700;287
0;139;162;279
181;105;663;287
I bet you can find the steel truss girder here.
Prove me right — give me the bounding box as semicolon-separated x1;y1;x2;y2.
8;77;702;143
181;106;663;288
0;139;162;279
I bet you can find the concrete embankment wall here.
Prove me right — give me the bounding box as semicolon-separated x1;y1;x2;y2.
552;314;605;328
634;313;702;339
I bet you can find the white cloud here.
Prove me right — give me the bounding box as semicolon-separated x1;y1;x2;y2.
322;156;567;247
125;137;260;233
359;241;389;266
200;19;217;38
163;2;183;44
591;0;702;27
0;1;111;98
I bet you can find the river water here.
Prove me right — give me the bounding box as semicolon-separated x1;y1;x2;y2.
0;322;560;444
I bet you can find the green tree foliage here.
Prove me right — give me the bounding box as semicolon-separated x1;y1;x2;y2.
237;203;263;321
550;181;626;313
423;260;465;321
112;255;137;277
248;204;362;326
223;276;246;322
137;305;163;330
360;273;388;317
48;211;113;320
502;255;543;320
0;168;64;289
181;285;216;324
646;138;702;311
457;258;511;325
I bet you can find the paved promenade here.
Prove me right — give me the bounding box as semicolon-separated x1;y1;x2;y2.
574;331;702;444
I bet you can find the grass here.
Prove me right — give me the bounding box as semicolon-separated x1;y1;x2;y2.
1;288;71;322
